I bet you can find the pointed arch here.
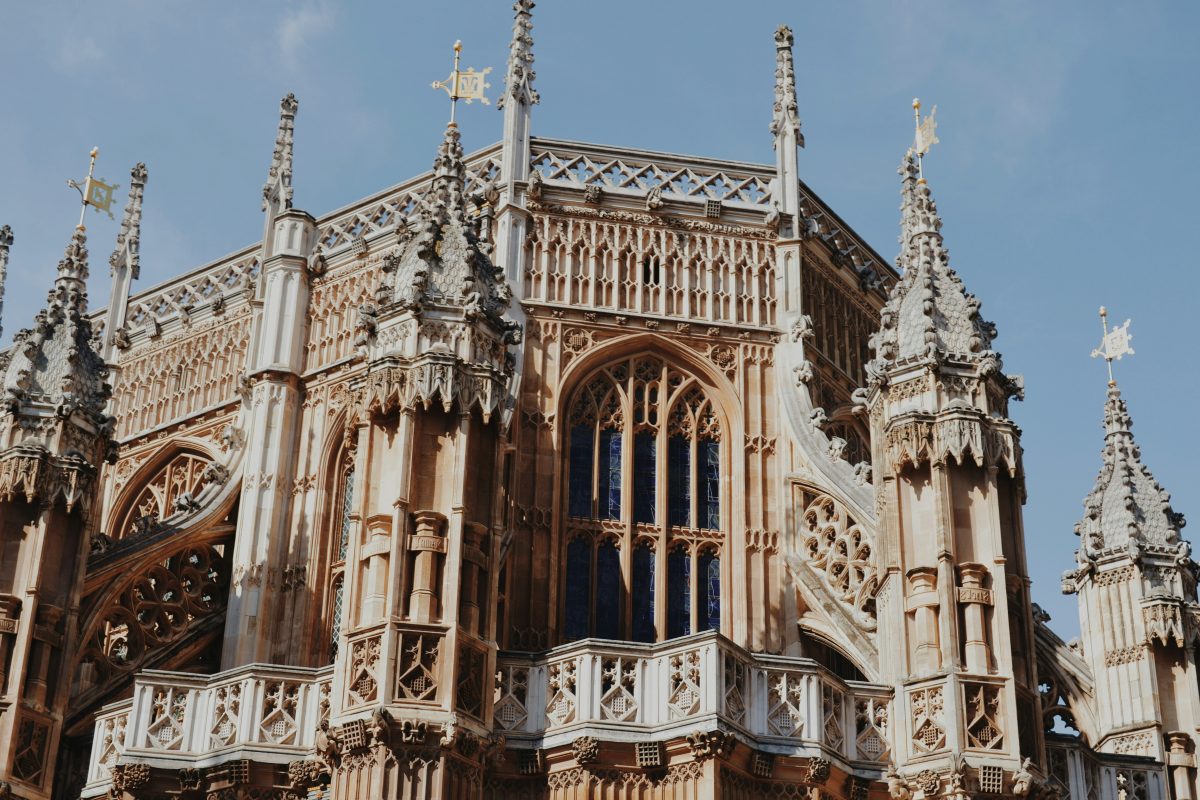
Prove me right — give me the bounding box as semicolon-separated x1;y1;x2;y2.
105;438;219;542
308;398;360;665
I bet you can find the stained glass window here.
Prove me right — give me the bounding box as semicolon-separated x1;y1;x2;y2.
595;541;621;639
338;466;355;560
599;429;622;520
565;538;592;640
667;545;691;638
634;431;656;524
563;357;726;644
632;544;656;643
668;436;691;527
698;440;720;530
698;551;720;632
569;426;593;518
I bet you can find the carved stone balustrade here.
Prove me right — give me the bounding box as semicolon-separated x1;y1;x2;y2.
1045;743;1171;800
494;629;893;765
81;663;333;797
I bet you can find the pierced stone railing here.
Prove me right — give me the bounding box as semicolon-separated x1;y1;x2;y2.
82;663;333;798
1046;742;1170;800
494;630;893;764
531;140;773;209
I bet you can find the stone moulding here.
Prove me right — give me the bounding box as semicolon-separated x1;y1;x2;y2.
0;446;96;513
883;411;1020;477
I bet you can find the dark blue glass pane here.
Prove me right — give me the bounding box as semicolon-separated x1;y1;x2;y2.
634;431;656;524
632;546;656;642
698;552;720;632
668;547;691;639
668;436;691;527
565;539;592;640
569;426;594;518
338;467;355;561
599;430;622;520
698;440;720;530
595;541;621;639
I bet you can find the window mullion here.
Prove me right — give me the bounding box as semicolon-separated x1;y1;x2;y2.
690;434;699;532
654;368;668;643
592;418;601;519
590;537;598;637
622;372;634;639
690;549;699;636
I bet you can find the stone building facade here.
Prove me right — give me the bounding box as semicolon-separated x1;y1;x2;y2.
0;4;1195;799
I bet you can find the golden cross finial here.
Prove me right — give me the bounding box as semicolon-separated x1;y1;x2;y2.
911;98;939;184
431;40;492;124
1091;306;1135;386
67;146;118;229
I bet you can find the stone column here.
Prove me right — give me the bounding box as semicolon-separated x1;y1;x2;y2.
408;510;448;621
907;567;941;674
1167;732;1196;800
957;562;993;673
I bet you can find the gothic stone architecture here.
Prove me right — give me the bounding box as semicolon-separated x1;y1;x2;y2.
0;6;1196;800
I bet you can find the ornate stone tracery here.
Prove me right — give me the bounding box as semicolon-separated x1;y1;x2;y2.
111;449;213;538
797;491;877;622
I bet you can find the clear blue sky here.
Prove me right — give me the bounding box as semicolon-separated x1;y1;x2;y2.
2;1;1197;637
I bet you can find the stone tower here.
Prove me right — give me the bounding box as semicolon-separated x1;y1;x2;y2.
317;116;519;795
862;149;1038;791
0;222;111;797
1063;378;1200;797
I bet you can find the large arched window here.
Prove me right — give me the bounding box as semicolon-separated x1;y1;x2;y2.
563;354;725;643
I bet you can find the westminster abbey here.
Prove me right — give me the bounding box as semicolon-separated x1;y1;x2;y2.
0;3;1195;799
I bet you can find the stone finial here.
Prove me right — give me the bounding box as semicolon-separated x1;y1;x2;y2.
263;92;298;213
110;163;148;280
0;224;11;341
770;25;803;147
54;223;92;307
429;122;469;228
1075;381;1188;558
498;0;539;109
866;150;997;372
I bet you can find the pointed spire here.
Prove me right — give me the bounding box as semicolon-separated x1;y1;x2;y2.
1076;382;1187;556
383;121;515;323
2;222;109;420
54;224;91;310
498;0;539;110
110;163;147;280
262;93;298;214
0;225;10;341
869;151;996;368
770;25;803;147
428;122;469;228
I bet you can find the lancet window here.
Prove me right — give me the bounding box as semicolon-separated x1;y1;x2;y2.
563;355;725;643
327;463;355;662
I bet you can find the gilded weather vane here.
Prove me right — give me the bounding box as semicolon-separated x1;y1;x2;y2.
67;147;118;227
431;40;492;123
911;98;939;183
1091;306;1134;385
